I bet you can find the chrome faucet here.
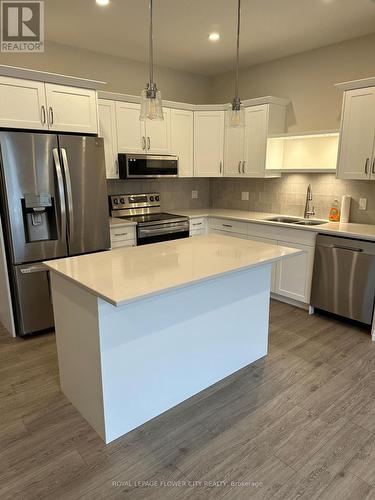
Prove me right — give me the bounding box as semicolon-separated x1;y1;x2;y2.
304;184;315;219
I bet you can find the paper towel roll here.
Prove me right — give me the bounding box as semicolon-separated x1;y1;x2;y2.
341;195;351;223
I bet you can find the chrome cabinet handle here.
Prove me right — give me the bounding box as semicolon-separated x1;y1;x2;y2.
219;161;222;174
141;136;146;150
365;158;370;175
192;222;202;226
222;223;232;228
238;161;241;174
372;158;375;175
52;148;67;241
242;161;246;173
49;107;54;125
60;148;74;244
147;137;151;150
114;232;128;237
41;105;46;125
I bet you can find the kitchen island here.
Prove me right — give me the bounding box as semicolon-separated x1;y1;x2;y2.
45;234;300;443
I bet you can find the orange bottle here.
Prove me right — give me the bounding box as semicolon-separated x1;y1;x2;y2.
329;199;340;222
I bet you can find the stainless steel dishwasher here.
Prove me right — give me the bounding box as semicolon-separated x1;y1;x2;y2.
311;234;375;324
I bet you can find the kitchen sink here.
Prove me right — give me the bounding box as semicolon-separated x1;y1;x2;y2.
293;220;326;226
266;216;301;223
266;216;326;226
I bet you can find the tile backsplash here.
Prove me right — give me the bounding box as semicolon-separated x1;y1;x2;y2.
107;178;210;212
107;175;375;225
210;174;375;224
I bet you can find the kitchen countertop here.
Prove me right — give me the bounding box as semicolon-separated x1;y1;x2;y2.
44;234;300;307
175;208;375;242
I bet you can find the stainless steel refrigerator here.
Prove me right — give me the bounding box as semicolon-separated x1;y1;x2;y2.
0;131;110;336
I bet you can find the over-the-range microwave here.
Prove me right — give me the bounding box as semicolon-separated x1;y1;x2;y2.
118;154;179;179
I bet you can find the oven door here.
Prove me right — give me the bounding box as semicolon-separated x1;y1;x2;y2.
137;221;189;246
119;154;178;179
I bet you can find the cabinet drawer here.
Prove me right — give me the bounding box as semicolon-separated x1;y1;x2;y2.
190;229;206;237
110;225;136;243
208;217;248;235
247;222;316;246
189;218;206;233
111;239;135;249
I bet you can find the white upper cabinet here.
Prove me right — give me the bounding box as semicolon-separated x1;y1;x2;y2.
44;83;98;134
116;102;145;153
98;99;119;179
0;76;47;130
116;102;171;154
337;87;375;180
243;105;269;177
146;108;171;154
194;111;224;177
224;104;286;178
224;124;246;177
170;109;194;177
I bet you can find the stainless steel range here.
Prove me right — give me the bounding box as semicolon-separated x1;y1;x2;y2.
109;193;189;246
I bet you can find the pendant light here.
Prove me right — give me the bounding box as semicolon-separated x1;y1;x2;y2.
227;0;245;127
140;0;164;121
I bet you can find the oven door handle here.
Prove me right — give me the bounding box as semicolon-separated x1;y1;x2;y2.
138;224;189;237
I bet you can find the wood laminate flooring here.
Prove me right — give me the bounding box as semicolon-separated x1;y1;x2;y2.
1;301;375;499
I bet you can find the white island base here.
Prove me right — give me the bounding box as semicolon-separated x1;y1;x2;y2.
51;264;271;444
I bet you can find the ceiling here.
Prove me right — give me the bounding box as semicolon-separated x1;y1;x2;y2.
45;0;375;76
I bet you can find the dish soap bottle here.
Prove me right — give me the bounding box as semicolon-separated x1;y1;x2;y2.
329;199;340;222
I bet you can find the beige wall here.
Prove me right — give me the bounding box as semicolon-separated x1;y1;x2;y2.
0;41;211;104
212;34;375;132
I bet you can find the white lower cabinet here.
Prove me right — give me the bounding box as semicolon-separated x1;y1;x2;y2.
207;216;315;305
189;217;207;237
274;241;315;303
110;225;136;248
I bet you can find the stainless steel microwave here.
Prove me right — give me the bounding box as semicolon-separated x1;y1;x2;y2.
118;154;178;179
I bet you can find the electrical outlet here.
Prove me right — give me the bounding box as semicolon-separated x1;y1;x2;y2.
241;191;249;201
359;198;367;211
191;190;198;199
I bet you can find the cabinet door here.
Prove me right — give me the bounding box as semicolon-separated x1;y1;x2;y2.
115;101;145;153
45;84;98;133
194;111;224;177
275;241;314;304
171;109;194;177
243;105;268;177
337;88;375;180
145;108;171;154
247;235;277;292
98;99;118;179
224;124;245;177
0;76;47;130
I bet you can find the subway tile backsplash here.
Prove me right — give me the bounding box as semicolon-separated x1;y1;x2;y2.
210;174;375;224
108;174;375;225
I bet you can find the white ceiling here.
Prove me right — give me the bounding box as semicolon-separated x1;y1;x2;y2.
45;0;375;76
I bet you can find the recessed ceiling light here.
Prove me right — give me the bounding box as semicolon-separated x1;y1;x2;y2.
208;32;220;42
96;0;110;6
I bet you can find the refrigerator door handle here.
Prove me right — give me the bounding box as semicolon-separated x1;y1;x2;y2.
60;148;74;244
52;148;67;241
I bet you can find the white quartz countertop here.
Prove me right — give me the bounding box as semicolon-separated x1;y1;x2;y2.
176;208;375;242
44;234;300;307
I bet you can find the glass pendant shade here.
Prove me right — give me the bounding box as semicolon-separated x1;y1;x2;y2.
140;84;163;121
227;99;245;128
140;0;164;121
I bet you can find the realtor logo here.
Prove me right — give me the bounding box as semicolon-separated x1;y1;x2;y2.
1;1;44;52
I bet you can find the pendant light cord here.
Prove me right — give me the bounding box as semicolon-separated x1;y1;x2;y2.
149;0;154;84
234;0;241;99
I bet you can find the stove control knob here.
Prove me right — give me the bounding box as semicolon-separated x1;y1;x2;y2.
113;198;119;205
155;196;160;202
150;196;154;202
120;198;125;204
